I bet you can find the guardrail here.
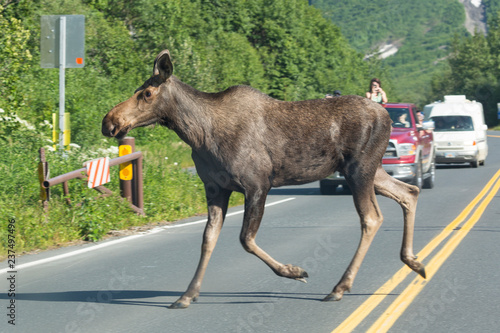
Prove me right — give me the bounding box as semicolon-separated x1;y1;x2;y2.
39;137;144;215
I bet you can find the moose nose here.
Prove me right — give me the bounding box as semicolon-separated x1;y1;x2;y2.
101;117;116;137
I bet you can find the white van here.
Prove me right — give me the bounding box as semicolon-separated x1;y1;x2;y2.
423;95;488;167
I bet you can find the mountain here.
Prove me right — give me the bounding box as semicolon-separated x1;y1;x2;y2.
461;0;487;34
311;0;500;106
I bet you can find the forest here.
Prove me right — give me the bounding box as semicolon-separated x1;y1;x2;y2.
429;12;500;126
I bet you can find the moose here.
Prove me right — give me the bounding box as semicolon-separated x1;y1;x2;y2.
102;49;426;309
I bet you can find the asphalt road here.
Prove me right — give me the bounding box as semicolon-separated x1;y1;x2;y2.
2;132;500;333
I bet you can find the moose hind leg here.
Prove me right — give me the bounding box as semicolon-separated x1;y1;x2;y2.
323;175;384;302
169;188;232;309
240;188;308;282
374;166;426;278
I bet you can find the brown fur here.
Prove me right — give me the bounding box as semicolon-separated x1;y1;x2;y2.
102;50;426;309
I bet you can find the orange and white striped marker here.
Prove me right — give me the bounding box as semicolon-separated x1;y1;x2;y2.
85;157;110;188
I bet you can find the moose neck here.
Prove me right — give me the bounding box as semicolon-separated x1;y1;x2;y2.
163;77;214;150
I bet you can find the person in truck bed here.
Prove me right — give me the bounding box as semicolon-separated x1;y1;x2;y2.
366;78;388;104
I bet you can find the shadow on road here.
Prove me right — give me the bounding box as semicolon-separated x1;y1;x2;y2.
268;187;321;196
268;186;352;196
0;290;398;307
436;163;475;169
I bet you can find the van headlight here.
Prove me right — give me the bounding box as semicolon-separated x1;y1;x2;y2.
398;143;416;156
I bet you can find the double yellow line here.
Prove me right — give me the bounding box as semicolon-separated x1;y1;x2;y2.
332;168;500;333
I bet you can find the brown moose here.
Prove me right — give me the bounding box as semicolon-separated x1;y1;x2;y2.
102;49;426;309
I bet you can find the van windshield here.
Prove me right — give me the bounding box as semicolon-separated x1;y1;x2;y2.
385;108;413;128
431;116;474;132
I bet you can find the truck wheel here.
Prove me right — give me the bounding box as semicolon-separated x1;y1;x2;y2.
413;160;423;190
320;181;338;195
423;158;435;189
470;160;479;168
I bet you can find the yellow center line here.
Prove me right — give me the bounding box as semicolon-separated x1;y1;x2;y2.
487;134;500;138
331;168;500;333
367;174;500;332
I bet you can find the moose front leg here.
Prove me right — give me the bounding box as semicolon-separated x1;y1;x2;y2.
169;188;232;309
240;188;308;282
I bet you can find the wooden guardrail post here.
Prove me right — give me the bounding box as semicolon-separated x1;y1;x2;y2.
118;137;134;203
118;137;144;215
38;148;50;211
134;151;144;214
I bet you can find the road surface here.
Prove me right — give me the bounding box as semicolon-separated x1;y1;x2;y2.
2;132;500;333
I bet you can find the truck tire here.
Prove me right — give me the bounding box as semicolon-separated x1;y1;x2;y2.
413;160;423;190
471;160;479;168
423;158;435;189
320;181;338;195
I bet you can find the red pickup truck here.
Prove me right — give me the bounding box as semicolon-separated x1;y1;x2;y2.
320;103;436;194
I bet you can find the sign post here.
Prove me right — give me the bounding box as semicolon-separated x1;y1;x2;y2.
58;16;66;151
41;15;85;151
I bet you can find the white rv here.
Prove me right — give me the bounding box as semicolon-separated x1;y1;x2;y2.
423;95;488;167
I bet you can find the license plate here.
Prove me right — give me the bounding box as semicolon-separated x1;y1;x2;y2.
445;152;456;158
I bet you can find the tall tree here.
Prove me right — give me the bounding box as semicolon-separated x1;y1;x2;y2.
429;12;500;126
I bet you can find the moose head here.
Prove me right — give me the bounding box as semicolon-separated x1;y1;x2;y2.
102;50;174;140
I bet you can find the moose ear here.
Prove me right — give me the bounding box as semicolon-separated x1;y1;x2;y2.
153;49;173;82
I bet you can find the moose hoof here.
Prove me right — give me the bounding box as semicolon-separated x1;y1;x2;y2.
282;264;308;280
416;264;426;279
168;299;190;309
405;258;427;279
322;292;343;302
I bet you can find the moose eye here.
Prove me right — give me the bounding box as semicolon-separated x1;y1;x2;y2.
144;90;152;98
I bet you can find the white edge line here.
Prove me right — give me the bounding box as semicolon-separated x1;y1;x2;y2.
0;234;145;275
164;197;296;229
0;197;296;274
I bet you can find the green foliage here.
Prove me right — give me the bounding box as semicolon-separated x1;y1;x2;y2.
311;0;468;105
312;0;466;52
0;3;33;139
429;12;500;127
92;0;376;99
485;0;500;18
